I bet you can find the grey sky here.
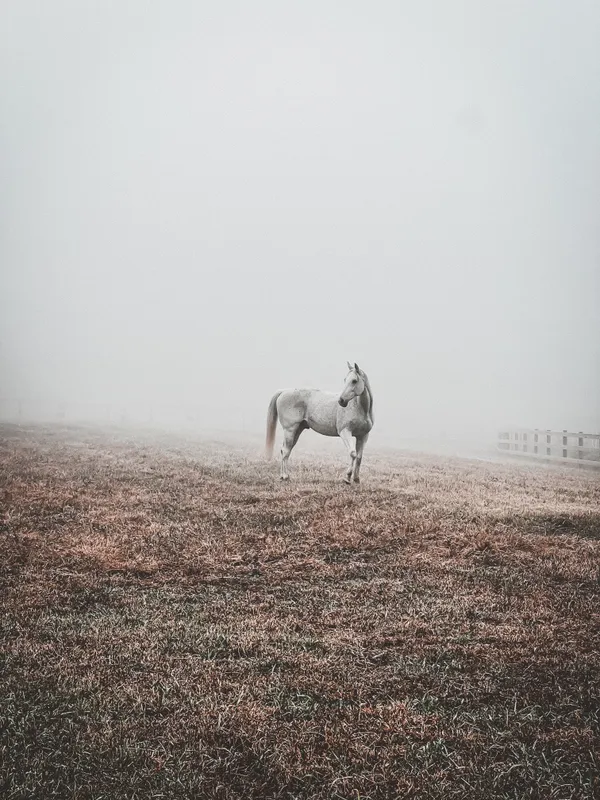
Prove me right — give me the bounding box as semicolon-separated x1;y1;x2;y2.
1;1;599;442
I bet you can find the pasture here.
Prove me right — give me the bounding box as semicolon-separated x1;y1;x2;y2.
1;423;599;799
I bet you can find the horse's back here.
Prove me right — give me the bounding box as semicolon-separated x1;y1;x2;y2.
277;388;321;416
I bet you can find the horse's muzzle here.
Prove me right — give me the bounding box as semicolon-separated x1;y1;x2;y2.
338;398;348;407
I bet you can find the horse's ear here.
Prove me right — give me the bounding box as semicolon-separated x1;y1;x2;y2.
347;361;353;371
354;362;360;373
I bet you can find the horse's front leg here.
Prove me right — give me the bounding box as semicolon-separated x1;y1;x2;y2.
339;429;356;485
352;433;369;484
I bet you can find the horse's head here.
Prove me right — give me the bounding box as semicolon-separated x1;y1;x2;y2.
338;362;365;407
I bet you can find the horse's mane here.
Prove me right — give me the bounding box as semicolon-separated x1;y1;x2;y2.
360;370;374;421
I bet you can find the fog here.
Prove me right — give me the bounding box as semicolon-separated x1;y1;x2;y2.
1;1;599;448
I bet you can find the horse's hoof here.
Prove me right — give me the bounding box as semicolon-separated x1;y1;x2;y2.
343;477;352;485
354;477;360;484
280;475;290;481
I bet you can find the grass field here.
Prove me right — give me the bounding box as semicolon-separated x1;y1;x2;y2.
1;423;599;799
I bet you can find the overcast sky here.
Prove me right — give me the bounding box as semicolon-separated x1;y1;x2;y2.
1;0;599;442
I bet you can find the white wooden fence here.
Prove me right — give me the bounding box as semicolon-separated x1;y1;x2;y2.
498;429;600;467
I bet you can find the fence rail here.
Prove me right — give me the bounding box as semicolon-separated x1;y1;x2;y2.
497;429;600;467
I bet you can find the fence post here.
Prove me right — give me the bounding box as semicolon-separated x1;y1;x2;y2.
498;428;598;466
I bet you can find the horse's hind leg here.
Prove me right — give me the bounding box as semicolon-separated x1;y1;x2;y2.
280;423;306;480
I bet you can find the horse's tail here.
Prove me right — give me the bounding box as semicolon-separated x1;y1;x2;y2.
265;392;282;459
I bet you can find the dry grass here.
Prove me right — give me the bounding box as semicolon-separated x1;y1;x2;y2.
1;422;599;799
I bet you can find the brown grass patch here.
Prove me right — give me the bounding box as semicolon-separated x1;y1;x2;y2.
1;423;599;799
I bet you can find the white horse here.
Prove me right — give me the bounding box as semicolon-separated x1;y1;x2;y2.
265;362;374;483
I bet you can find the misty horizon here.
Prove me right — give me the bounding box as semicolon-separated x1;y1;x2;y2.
2;1;599;444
